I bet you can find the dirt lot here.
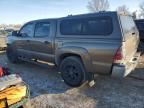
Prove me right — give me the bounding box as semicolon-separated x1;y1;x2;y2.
0;51;144;108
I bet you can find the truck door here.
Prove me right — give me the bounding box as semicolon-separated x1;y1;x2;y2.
29;21;55;62
15;22;35;57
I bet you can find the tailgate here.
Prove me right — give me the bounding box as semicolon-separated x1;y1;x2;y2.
120;15;139;63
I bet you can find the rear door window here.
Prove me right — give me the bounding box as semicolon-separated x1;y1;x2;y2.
60;17;113;36
34;22;50;37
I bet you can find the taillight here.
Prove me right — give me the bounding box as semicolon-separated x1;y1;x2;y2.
113;47;123;63
0;67;4;77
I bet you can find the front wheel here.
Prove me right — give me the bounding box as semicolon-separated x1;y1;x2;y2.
60;56;86;87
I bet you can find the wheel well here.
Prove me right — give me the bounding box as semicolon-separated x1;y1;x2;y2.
59;53;82;65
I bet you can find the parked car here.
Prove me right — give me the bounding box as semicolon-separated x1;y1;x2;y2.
0;36;7;50
0;30;10;50
135;19;144;52
6;12;140;87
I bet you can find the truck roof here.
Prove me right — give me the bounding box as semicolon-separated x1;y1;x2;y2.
27;11;118;23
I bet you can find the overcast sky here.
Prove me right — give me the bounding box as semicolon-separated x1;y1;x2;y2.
0;0;143;24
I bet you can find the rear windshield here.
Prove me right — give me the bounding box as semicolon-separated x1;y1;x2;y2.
60;17;113;36
120;16;136;39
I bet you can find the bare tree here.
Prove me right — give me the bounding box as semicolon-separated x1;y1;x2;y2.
0;24;7;30
132;11;137;19
117;5;130;14
87;0;109;12
139;2;144;18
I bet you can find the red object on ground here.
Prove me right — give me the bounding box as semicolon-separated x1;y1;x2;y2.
0;66;4;77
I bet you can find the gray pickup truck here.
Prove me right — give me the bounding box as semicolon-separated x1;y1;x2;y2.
6;11;140;87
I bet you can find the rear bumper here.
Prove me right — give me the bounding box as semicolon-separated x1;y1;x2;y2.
111;52;140;78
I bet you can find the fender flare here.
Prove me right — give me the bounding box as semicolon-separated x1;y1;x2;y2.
55;46;93;73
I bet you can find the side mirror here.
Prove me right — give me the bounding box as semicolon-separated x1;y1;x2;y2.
12;31;18;36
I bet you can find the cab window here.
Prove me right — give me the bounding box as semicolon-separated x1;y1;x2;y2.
19;23;34;37
34;22;50;37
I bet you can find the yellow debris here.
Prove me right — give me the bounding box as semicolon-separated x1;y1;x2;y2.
0;85;27;108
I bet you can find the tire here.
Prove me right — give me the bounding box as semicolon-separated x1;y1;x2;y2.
6;45;20;63
60;56;86;87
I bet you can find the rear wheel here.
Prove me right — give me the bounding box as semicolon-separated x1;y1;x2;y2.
60;56;86;87
6;45;20;63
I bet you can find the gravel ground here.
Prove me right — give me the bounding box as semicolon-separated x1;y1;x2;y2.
0;51;144;108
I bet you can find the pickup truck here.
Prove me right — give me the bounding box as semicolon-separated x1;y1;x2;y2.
6;12;140;87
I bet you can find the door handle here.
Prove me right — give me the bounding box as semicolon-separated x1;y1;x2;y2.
44;41;50;44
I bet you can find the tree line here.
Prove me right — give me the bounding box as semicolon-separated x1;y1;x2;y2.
87;0;144;19
0;24;21;30
0;0;143;28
